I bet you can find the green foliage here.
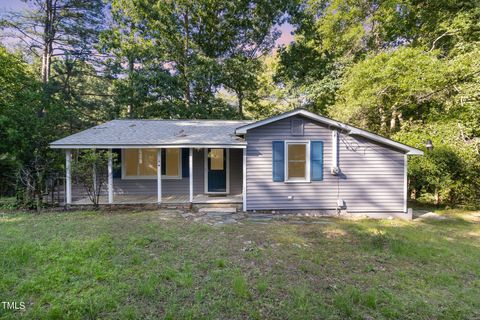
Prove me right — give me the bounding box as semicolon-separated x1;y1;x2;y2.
102;0;290;119
72;150;118;207
244;54;297;119
0;48;33;195
331;47;448;133
276;42;345;113
394;121;480;206
0;47;74;208
0;0;110;208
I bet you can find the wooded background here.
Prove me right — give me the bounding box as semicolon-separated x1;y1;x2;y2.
0;0;478;209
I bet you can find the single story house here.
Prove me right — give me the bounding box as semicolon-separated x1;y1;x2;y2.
50;108;423;218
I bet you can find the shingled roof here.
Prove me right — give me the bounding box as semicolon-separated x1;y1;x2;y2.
50;119;252;148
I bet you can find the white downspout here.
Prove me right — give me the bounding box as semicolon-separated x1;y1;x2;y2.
331;130;338;171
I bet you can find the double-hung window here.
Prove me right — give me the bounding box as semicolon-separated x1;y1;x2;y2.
285;142;310;182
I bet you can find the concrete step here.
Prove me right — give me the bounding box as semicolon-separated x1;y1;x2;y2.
198;207;237;214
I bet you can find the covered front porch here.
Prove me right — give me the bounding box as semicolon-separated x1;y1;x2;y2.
62;146;246;209
50;119;251;210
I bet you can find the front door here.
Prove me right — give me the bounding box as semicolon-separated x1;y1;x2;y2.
206;148;227;193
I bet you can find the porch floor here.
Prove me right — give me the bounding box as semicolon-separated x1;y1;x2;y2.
70;194;242;205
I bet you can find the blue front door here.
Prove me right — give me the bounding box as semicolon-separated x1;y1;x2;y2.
207;148;227;193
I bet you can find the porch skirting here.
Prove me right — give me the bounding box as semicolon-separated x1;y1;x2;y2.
68;194;242;205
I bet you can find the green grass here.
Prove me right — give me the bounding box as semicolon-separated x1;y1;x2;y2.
0;209;479;319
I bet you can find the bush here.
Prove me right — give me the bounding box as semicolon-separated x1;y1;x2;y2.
394;121;479;207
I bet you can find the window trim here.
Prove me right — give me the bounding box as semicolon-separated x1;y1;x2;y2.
121;148;182;180
284;141;311;183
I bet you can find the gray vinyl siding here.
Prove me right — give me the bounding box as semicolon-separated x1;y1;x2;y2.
70;148;242;199
229;149;243;195
245;115;406;212
193;149;204;194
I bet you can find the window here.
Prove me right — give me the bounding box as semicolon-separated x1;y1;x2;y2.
210;149;224;170
123;148;181;179
165;148;180;177
286;142;310;182
139;149;157;176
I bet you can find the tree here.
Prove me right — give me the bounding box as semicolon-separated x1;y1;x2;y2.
278;0;480;113
103;0;289;119
243;54;299;119
330;47;448;134
72;150;116;208
221;56;261;118
0;1;108;209
0;47;38;195
394;121;479;206
1;0;105;83
0;46;65;208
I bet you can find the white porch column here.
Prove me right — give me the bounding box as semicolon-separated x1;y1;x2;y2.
189;148;193;203
65;149;72;205
92;149;97;194
242;147;247;211
108;149;113;204
157;148;162;204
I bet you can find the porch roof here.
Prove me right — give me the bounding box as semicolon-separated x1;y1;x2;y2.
50;119;252;149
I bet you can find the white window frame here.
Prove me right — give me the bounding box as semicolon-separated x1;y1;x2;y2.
121;148;182;180
284;141;311;183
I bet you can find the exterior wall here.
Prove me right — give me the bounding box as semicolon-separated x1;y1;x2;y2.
70;148;243;199
229;148;243;195
245;115;406;212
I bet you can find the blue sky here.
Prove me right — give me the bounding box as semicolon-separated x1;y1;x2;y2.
0;0;27;10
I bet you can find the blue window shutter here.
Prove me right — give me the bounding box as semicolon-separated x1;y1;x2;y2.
181;148;189;178
272;141;285;182
161;149;166;175
311;141;323;181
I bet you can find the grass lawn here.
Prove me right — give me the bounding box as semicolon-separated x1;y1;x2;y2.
0;208;479;319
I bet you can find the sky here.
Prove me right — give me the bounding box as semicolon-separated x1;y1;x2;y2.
0;0;294;47
277;22;295;46
0;0;27;11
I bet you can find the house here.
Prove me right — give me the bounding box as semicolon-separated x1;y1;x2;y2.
50;108;423;218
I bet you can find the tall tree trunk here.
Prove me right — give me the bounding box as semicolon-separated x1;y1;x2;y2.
398;111;404;128
411;188;417;200
128;55;134;118
379;106;387;133
238;91;244;119
390;106;398;133
183;9;191;107
39;0;56;117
